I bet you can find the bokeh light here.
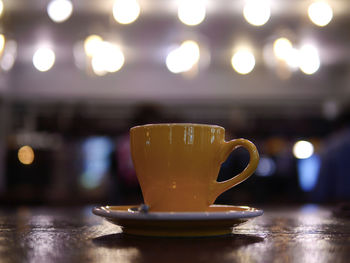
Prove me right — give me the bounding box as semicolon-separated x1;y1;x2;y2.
18;146;35;165
285;47;300;69
33;47;56;72
91;41;125;75
256;156;276;177
1;40;17;71
113;0;141;25
178;0;206;26
243;0;271;26
297;154;320;192
47;0;73;23
166;40;200;74
231;49;255;75
322;100;339;120
293;140;314;159
298;44;320;75
273;38;293;60
308;1;333;27
84;35;103;57
0;34;5;55
80;137;113;189
0;0;3;17
166;48;184;74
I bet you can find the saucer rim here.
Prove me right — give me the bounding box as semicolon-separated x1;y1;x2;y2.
92;204;263;221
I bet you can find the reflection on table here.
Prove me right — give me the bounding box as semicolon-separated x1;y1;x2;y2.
0;205;349;262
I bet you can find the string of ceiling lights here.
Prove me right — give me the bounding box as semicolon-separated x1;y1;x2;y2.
0;0;335;77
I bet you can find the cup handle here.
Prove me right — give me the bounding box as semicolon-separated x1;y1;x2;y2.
209;138;259;204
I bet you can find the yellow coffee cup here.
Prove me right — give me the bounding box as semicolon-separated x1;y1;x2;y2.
130;123;259;212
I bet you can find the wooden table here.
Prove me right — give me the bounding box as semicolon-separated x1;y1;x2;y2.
0;205;349;262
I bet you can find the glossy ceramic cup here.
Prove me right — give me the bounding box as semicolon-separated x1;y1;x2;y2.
130;123;259;212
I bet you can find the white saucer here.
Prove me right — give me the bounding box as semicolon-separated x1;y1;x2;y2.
92;205;263;237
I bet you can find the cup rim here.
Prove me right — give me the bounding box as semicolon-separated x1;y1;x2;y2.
130;123;224;131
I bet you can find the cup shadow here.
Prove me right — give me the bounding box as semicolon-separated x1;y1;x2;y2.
92;232;264;262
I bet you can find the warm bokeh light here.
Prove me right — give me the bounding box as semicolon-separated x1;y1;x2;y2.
285;47;300;69
84;35;103;57
166;40;200;74
273;38;293;60
308;1;333;27
181;40;200;63
0;34;5;55
0;0;3;17
91;41;125;75
293;140;314;159
0;39;17;71
243;0;271;26
231;49;255;75
113;0;141;25
298;44;320;75
33;47;56;72
47;0;73;23
166;48;185;74
18;146;35;165
177;0;206;26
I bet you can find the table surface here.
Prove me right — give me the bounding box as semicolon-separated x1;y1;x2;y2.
0;204;349;263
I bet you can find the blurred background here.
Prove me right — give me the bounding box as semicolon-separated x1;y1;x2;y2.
0;0;349;206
